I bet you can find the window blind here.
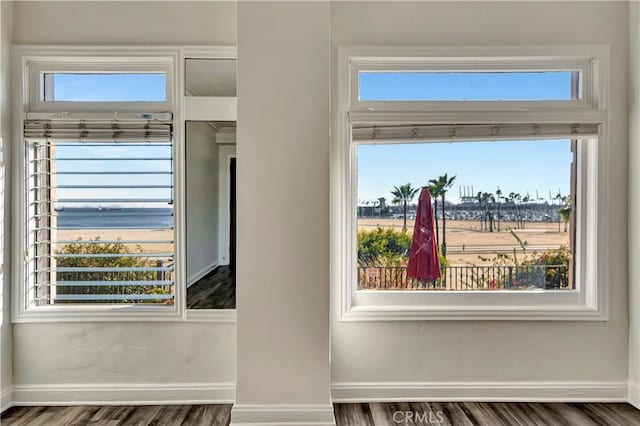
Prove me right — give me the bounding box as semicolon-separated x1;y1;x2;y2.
24;119;172;142
351;123;599;143
24;119;175;305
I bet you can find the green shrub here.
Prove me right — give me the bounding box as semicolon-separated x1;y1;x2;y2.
520;245;571;289
55;238;172;304
357;227;412;267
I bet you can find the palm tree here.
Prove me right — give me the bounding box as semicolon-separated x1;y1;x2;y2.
495;187;503;232
477;191;484;231
481;192;495;232
508;192;522;229
429;184;443;248
429;174;456;257
391;183;419;232
558;195;571;232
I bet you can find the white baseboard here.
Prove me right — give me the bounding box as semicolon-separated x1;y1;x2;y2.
10;382;235;406
1;386;13;413
187;261;219;288
331;381;629;402
629;381;640;409
230;404;336;426
4;381;632;413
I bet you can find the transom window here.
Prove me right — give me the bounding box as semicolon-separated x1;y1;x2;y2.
27;56;174;113
337;46;608;321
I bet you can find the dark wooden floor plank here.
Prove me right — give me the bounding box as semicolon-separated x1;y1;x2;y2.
186;266;235;310
334;402;374;426
3;402;640;425
430;402;473;426
534;402;585;425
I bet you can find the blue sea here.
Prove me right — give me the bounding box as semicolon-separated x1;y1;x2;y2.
57;208;174;229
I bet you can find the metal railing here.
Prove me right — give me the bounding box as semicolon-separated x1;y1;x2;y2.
358;264;571;290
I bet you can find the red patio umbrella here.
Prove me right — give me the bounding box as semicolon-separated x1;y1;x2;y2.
407;187;441;283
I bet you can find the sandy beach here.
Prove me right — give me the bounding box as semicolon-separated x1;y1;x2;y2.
55;229;174;255
358;218;570;265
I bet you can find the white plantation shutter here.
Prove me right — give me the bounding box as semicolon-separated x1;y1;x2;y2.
351;123;599;143
24;117;175;305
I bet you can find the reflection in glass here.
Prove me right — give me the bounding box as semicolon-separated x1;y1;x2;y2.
186;121;236;309
185;59;237;97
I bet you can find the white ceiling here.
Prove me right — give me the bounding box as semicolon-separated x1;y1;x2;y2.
186;59;237;97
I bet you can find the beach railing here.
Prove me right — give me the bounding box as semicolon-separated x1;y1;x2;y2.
358;264;570;290
50;256;175;304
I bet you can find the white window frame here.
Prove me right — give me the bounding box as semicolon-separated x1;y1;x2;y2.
28;58;174;113
12;46;185;322
334;45;610;321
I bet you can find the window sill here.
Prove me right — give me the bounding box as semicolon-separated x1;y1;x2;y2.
12;304;182;323
340;304;608;322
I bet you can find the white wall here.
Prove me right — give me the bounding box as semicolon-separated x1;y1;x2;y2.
331;1;630;396
0;0;13;413
234;0;332;420
9;1;237;404
186;122;219;285
13;1;236;46
628;0;640;408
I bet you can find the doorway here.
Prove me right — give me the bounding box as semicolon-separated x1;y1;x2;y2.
230;158;236;270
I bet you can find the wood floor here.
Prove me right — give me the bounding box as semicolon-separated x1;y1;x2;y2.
334;402;640;425
3;402;640;425
0;405;231;426
186;266;235;309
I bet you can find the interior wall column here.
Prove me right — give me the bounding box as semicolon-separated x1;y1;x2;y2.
233;2;333;424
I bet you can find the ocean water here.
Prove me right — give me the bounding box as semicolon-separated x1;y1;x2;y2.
57;208;174;229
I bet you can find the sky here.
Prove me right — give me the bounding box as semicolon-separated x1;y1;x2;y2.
51;73;166;102
48;71;575;207
49;73;171;208
357;71;575;204
357;140;573;204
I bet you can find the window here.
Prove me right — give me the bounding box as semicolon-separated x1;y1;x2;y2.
14;50;180;321
336;46;608;321
26;56;174;113
43;73;167;102
356;138;578;292
25;125;174;306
